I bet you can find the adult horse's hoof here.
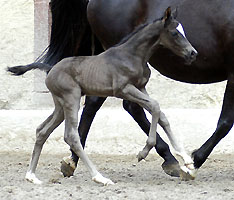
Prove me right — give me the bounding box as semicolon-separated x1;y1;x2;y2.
60;156;76;177
161;161;180;177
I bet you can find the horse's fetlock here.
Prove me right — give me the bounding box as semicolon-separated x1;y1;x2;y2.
147;137;156;147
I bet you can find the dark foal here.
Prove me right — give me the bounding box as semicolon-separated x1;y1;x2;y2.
8;8;197;185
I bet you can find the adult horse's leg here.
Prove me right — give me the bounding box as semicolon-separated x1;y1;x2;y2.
122;100;180;177
61;96;107;177
192;74;234;168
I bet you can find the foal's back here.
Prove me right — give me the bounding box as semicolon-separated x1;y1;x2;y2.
45;48;139;97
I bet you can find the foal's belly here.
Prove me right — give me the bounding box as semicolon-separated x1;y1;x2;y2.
77;74;114;97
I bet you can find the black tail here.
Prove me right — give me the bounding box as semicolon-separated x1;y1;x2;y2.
38;0;103;66
8;0;104;76
7;63;51;76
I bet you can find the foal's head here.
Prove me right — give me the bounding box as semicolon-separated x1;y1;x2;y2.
159;7;197;65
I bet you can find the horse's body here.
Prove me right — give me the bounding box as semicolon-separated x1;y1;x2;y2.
15;9;197;184
88;0;233;84
78;0;234;172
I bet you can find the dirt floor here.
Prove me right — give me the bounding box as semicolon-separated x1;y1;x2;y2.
1;109;234;199
1;152;234;200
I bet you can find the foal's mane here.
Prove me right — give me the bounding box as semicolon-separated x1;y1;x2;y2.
114;18;161;47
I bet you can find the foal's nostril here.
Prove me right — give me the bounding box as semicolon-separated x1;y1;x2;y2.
191;50;197;57
190;50;198;58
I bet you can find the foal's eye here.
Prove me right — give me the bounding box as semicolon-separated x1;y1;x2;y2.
171;31;178;37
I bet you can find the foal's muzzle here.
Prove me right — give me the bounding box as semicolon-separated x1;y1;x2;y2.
185;48;198;65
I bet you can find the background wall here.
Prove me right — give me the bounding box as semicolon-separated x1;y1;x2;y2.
0;0;34;109
0;0;227;110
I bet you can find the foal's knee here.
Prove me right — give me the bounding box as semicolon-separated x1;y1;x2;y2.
150;100;161;116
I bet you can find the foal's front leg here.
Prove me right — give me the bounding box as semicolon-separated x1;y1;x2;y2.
122;100;180;177
120;85;160;160
61;96;107;177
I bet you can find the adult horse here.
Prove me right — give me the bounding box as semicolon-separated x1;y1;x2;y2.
10;0;234;177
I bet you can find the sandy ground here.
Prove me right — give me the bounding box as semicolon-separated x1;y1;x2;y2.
1;153;234;200
1;108;234;199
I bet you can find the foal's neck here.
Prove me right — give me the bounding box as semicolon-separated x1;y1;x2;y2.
121;20;163;63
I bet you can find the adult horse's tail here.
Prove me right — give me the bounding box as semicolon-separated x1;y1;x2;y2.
40;0;99;66
8;0;103;75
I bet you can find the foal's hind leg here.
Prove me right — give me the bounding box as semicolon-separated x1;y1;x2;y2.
62;89;114;185
26;96;64;184
61;96;107;177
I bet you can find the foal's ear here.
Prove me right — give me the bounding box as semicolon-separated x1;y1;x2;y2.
163;7;172;21
163;7;172;27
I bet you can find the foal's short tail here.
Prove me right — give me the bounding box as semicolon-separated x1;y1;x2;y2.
7;63;52;76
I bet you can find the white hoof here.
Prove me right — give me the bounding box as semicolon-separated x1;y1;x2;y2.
25;171;42;184
92;173;114;186
180;165;197;181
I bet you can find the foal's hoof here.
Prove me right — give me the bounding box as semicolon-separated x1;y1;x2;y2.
161;161;180;177
137;150;148;162
179;165;197;181
92;173;115;186
25;172;42;184
60;156;76;177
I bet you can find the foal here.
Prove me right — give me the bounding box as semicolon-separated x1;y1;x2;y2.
9;7;197;185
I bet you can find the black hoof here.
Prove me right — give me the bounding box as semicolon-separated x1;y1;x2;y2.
60;160;75;177
161;161;180;177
